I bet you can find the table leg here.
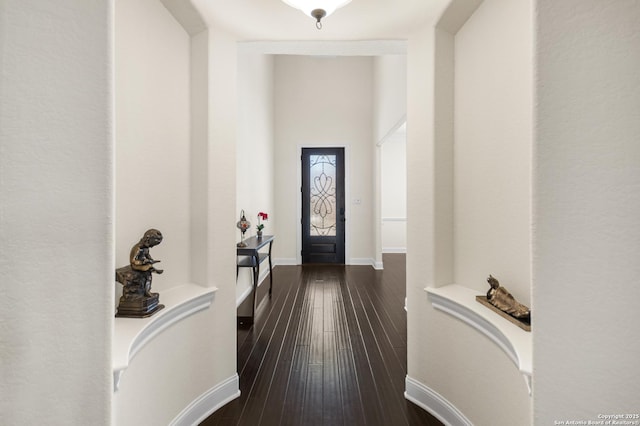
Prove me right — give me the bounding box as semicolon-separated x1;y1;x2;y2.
268;240;273;296
252;254;259;321
268;254;273;296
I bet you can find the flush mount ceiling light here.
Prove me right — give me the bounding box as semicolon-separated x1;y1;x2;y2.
282;0;352;29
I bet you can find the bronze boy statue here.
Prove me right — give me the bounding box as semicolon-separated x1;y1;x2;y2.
115;229;165;317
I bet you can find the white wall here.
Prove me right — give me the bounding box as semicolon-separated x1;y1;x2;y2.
407;0;533;424
115;0;191;291
454;0;532;305
373;55;407;143
236;52;275;237
406;20;439;412
374;54;408;264
202;22;239;386
533;0;640;422
236;50;275;305
381;134;407;252
113;2;239;424
0;0;113;424
274;55;375;265
190;30;210;286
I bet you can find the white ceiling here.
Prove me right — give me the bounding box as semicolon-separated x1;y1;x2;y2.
187;0;450;41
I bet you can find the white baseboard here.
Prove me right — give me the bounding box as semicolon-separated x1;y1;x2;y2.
273;258;384;268
382;247;407;253
170;374;240;426
349;258;377;267
236;286;253;308
404;376;473;426
236;267;271;307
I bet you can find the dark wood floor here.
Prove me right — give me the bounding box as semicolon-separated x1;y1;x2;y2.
201;254;442;426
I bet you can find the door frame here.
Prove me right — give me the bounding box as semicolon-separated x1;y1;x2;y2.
296;144;350;265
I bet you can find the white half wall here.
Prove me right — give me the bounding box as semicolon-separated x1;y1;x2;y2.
113;307;226;425
274;55;374;264
533;0;640;421
0;0;113;424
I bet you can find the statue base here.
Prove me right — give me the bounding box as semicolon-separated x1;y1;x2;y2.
116;294;165;318
476;296;531;332
115;265;165;318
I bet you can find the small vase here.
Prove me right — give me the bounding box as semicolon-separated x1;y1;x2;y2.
256;231;263;239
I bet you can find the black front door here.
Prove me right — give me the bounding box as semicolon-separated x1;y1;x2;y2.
302;147;345;264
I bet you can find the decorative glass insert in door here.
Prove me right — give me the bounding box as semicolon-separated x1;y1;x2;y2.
309;154;337;236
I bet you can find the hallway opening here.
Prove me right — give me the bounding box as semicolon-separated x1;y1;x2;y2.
204;254;441;426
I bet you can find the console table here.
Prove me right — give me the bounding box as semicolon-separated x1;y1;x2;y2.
237;235;274;325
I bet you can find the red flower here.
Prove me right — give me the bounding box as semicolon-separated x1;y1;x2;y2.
258;212;268;220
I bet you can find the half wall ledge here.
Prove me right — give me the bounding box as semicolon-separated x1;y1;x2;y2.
425;284;532;395
113;283;218;391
